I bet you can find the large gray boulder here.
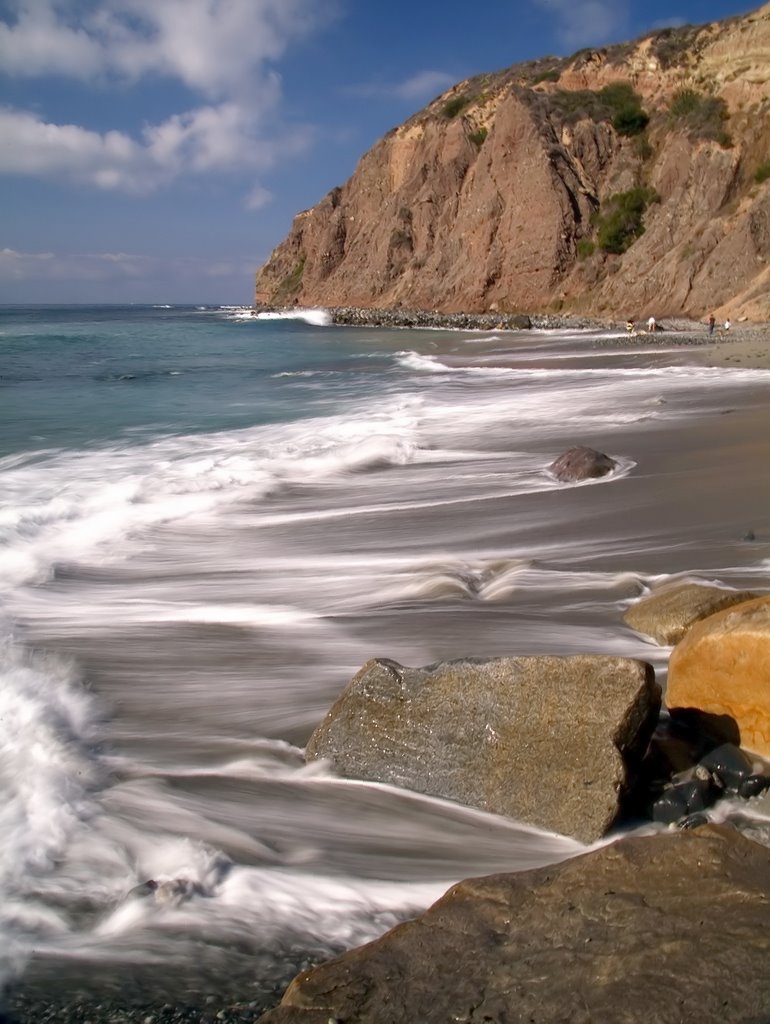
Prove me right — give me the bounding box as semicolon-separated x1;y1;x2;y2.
548;445;617;481
305;656;660;843
624;581;760;646
259;826;770;1024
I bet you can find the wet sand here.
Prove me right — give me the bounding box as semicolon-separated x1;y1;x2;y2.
5;314;770;1024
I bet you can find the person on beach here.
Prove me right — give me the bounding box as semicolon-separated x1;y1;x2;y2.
626;320;635;334
724;317;732;332
647;315;656;333
708;314;716;335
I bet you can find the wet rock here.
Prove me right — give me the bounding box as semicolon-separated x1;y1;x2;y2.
623;581;759;646
740;774;770;798
651;777;716;824
259;826;770;1024
699;743;756;793
667;595;770;757
305;655;660;843
548;445;618;482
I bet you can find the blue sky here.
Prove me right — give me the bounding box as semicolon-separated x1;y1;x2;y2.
0;0;760;304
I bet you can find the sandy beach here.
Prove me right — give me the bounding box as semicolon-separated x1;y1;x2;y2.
603;319;770;369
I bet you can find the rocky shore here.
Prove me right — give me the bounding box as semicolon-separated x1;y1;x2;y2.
289;304;770;368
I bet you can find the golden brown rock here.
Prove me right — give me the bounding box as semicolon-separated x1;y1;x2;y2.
624;581;760;645
667;595;770;757
259;826;770;1024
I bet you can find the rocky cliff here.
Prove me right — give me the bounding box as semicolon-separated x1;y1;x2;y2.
255;3;770;320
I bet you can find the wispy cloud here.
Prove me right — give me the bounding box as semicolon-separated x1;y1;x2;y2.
345;69;457;104
0;246;255;286
531;0;629;49
0;0;333;198
0;101;308;192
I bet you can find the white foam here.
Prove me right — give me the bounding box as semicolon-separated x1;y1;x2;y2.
227;308;332;327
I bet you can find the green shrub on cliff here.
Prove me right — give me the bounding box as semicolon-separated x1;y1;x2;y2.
650;25;699;69
601;83;650;136
442;94;470;118
549;83;648;136
755;160;770;184
272;255;306;304
668;89;731;146
468;126;488;147
596;187;659;254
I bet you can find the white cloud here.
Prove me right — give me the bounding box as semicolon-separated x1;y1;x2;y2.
0;0;332;199
0;246;255;286
0;98;312;193
0;0;334;96
0;247;148;281
244;184;273;210
393;70;457;102
532;0;628;49
344;69;457;104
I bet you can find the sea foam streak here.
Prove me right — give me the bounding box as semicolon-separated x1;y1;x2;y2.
3;307;770;1005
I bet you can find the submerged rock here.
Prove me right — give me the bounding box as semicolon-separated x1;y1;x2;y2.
548;445;618;482
667;595;770;758
624;581;759;646
259;826;770;1024
305;655;660;843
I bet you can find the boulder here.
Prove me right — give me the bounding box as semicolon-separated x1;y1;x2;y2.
305;655;660;843
548;445;617;482
624;581;759;645
667;595;770;758
259;826;770;1024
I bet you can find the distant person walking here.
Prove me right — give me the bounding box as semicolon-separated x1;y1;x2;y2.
708;314;716;336
647;315;656;333
724;317;732;332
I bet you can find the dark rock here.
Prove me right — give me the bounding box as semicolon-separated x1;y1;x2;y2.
259;826;770;1024
623;582;759;646
699;743;755;793
305;655;660;843
651;777;715;824
548;445;618;482
739;774;770;799
678;811;710;830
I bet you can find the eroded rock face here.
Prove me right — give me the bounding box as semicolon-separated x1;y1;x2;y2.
259;826;770;1024
305;655;660;843
548;445;617;482
624;582;760;646
667;595;770;757
255;6;770;321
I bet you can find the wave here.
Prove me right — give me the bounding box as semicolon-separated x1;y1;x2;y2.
227;308;332;327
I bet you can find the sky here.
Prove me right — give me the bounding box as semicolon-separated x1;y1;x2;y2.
0;0;761;305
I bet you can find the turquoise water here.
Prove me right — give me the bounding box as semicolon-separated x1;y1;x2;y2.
2;304;770;1012
0;305;408;453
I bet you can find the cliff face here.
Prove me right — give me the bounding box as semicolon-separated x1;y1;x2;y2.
256;3;770;320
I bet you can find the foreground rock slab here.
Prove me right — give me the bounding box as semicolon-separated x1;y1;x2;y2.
305;656;660;843
624;581;759;646
667;595;770;757
259;826;770;1024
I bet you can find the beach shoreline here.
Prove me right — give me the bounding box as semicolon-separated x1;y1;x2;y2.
5;307;770;1024
296;305;770;370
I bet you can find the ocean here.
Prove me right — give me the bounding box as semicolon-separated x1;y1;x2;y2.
2;304;769;1014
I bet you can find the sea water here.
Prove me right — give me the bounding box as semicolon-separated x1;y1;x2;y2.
1;304;769;1008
